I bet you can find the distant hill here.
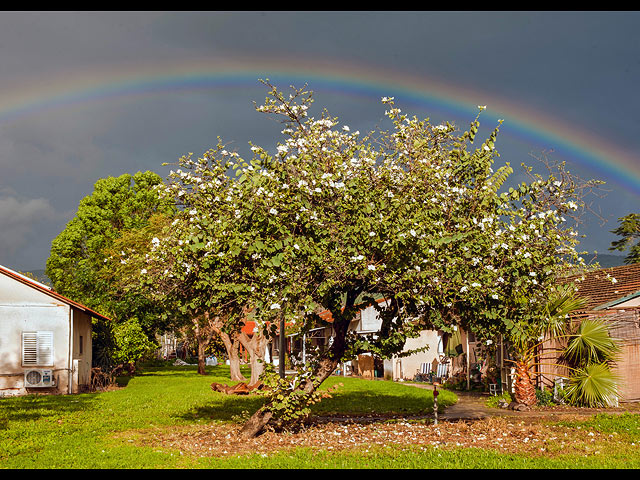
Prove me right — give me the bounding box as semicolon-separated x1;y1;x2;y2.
581;253;628;269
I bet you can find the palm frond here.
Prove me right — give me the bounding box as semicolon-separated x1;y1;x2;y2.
563;362;621;407
564;318;621;365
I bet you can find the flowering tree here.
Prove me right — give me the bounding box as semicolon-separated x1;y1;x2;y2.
131;81;597;436
108;184;256;379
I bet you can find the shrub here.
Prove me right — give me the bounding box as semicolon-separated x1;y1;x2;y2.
535;387;554;406
486;391;512;408
112;318;158;366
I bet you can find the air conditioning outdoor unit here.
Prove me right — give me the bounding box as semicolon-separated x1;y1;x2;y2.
24;369;55;388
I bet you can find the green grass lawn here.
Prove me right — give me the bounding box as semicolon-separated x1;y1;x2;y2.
1;364;639;469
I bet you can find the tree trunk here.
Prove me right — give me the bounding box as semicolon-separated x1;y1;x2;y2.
238;289;360;439
238;330;269;386
513;360;537;406
197;339;207;375
194;316;215;376
225;333;246;382
207;315;247;382
238;354;340;439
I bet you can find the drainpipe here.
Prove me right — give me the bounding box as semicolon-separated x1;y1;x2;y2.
302;333;306;365
68;308;74;394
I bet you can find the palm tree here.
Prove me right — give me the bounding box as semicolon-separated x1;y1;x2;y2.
507;286;586;406
507;287;621;407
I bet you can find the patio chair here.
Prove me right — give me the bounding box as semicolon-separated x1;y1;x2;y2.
414;362;432;382
435;362;449;381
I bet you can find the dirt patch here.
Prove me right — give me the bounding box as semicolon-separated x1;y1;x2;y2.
112;386;640;459
118;410;639;459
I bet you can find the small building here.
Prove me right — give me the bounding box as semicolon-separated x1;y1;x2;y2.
0;265;110;397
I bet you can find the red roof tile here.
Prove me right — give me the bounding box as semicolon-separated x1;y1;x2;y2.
565;263;640;310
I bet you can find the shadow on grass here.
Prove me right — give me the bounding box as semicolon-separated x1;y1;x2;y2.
176;386;453;424
137;364;249;379
178;394;267;422
310;389;449;416
0;392;100;422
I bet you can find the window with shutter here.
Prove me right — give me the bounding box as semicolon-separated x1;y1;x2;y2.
22;331;54;366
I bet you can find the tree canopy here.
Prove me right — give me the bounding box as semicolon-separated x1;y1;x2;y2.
46;171;174;332
118;81;598;436
609;213;640;264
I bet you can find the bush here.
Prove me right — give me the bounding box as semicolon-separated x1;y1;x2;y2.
535;387;555;406
112;318;158;366
486;391;512;408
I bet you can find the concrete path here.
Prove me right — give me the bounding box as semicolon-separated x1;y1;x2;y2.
407;383;510;421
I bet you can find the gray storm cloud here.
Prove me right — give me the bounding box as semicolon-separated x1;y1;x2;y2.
0;195;56;261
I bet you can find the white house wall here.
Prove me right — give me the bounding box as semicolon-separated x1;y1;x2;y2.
360;303;383;332
390;330;443;380
0;272;72;396
357;303;444;381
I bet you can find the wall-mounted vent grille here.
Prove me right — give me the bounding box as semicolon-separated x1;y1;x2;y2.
22;331;53;366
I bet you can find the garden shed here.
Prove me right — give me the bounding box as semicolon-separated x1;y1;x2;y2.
0;265;110;397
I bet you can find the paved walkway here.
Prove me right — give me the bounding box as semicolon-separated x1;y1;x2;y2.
313;384;522;424
408;383;512;421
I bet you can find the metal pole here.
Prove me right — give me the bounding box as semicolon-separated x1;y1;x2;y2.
466;331;470;391
279;314;285;379
433;382;439;425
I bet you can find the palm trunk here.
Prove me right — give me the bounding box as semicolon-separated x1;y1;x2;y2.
513;359;537;406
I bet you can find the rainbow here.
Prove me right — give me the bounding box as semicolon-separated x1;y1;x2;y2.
0;55;638;195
